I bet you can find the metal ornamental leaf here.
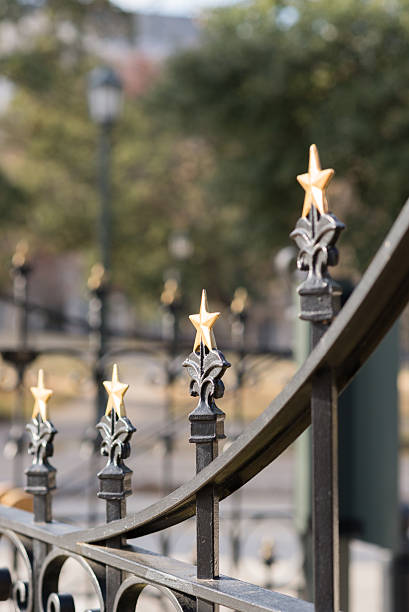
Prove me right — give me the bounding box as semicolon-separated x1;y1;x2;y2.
26;418;57;466
183;348;230;417
290;212;344;287
96;414;136;467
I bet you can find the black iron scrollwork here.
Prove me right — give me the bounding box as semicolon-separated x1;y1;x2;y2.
0;530;33;611
39;549;105;612
113;576;195;612
45;592;75;612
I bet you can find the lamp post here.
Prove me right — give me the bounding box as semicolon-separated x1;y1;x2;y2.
229;286;249;570
87;66;123;422
84;66;122;525
3;242;37;487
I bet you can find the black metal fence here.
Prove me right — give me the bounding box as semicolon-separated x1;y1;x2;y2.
1;145;409;611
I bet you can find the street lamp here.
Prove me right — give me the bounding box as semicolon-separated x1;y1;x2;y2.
84;66;123;523
87;66;123;128
87;66;123;273
87;66;122;425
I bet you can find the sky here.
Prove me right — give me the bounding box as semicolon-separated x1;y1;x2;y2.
112;0;240;17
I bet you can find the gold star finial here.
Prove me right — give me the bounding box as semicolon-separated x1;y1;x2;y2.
103;364;129;418
87;262;106;291
297;144;334;217
31;369;53;422
12;240;29;268
189;289;220;352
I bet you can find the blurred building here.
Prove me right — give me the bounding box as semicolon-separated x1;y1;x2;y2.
0;5;199;64
79;6;199;61
133;13;199;58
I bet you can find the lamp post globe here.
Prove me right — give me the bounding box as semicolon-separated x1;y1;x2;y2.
87;66;123;126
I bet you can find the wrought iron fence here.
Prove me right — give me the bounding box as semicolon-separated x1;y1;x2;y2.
1;144;409;611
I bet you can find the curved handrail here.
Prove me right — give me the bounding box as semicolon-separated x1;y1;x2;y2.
60;198;409;545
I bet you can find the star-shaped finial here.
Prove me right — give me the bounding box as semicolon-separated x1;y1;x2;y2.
31;369;53;422
189;289;220;352
103;364;129;418
297;144;334;217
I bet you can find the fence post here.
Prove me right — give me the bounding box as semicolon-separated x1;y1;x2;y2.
88;263;110;425
25;369;57;612
84;263;109;525
96;363;136;610
184;290;230;612
4;242;33;487
160;277;183;556
291;144;345;612
229;287;249;569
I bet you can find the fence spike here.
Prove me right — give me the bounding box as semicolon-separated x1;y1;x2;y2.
96;363;136;609
291;143;344;323
292;144;345;612
184;291;230;602
25;368;57;524
96;363;135;520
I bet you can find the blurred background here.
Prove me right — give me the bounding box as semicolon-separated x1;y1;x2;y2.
1;0;409;610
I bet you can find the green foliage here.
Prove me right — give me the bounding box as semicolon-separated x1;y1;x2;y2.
0;0;260;308
2;0;409;312
150;0;409;273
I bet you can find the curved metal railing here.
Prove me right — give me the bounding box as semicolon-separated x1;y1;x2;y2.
51;195;409;545
1;154;409;610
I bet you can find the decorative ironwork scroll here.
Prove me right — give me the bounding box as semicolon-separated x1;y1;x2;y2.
0;530;33;611
39;548;105;612
113;575;195;612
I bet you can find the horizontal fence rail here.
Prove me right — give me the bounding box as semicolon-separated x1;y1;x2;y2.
1;147;409;611
0;508;313;612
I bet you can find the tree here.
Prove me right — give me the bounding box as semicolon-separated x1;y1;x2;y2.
0;0;258;308
149;0;409;276
2;0;409;311
0;1;188;307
